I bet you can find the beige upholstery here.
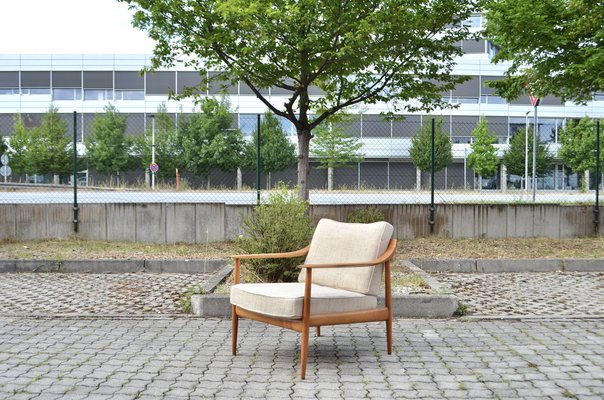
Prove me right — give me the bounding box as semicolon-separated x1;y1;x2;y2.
299;219;394;295
230;218;397;380
231;282;377;319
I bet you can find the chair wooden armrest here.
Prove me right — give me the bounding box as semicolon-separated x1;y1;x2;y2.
231;246;310;260
299;239;397;270
231;246;310;284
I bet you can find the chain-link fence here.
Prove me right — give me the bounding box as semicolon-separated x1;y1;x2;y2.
0;111;601;212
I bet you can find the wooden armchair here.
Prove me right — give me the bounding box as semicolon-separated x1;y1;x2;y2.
230;218;396;379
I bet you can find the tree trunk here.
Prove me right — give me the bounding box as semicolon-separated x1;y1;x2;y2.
236;168;242;191
53;174;60;185
416;167;421;191
267;171;272;190
297;130;312;201
327;166;334;191
206;176;211;191
478;175;483;192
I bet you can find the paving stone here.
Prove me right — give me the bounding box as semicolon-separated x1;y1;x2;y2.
0;272;214;315
432;271;604;316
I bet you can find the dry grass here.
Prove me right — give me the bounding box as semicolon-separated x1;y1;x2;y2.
1;236;603;261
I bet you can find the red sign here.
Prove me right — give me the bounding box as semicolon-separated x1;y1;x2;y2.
529;93;540;107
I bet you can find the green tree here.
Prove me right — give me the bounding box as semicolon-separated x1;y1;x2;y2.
410;118;452;173
85;104;135;186
27;106;71;179
135;103;183;181
179;97;245;188
502;127;553;178
244;112;297;189
311;121;364;191
558;117;604;187
467;117;499;189
122;0;477;200
485;0;604;102
7;116;29;176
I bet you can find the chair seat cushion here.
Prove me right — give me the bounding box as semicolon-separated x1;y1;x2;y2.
231;282;378;319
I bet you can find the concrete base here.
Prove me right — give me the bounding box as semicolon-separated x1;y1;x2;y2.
191;260;459;318
190;293;458;318
413;259;604;273
0;259;226;274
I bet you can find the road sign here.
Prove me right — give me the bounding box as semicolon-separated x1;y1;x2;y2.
0;154;8;165
529;93;540;107
149;163;159;173
0;165;11;177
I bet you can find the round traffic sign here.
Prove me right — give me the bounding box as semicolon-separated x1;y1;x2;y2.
0;154;8;165
0;165;11;177
149;163;159;173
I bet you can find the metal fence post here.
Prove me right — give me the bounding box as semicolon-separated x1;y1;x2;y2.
429;118;435;234
256;114;261;205
72;111;79;234
595;120;600;235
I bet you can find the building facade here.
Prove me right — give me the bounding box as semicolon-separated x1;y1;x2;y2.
1;18;603;190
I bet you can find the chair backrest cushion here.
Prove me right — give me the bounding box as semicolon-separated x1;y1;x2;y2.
298;218;394;296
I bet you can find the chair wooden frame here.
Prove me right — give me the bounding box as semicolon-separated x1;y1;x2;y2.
231;238;397;379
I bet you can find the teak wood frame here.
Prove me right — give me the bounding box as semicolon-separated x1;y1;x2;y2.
231;238;397;379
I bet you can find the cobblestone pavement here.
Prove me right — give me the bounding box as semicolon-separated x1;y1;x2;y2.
433;271;604;317
0;317;602;399
0;273;213;315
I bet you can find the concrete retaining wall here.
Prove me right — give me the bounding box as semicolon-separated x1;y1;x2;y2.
0;203;600;242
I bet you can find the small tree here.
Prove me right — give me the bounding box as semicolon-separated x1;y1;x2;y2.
244;112;297;189
8;116;29;176
467;117;499;190
503;127;553;179
410;118;452;188
85;105;135;186
558;116;604;189
311;121;364;190
179;97;245;188
236;183;314;282
27;106;71;180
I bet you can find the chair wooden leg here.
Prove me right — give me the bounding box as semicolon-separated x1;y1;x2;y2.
232;305;239;356
300;326;310;380
316;326;321;337
386;318;392;354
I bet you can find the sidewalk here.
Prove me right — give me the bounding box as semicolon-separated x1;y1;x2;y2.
0;268;603;399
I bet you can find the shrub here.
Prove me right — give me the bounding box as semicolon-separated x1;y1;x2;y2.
346;207;385;224
236;184;314;282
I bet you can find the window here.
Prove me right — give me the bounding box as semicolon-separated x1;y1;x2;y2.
21;88;50;95
52;88;82;100
115;89;144;100
463;15;483;28
452;96;479;104
84;89;113;101
0;88;19;95
239;114;258;136
480;94;506;104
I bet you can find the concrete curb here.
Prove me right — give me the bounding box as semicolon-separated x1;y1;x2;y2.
0;259;227;274
191;260;459;318
413;258;604;273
